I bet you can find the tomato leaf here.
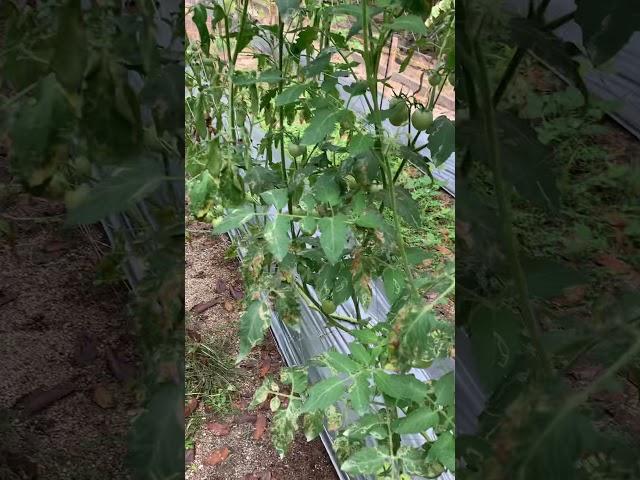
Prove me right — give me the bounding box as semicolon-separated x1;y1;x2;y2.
373;371;427;402
238;301;271;361
318;214;349;265
302;377;346;412
264;215;291;262
392;407;439;434
341;447;389;474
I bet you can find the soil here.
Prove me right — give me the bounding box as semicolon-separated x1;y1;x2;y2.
184;223;338;480
0;154;137;478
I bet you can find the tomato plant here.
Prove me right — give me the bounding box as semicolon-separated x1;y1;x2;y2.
186;0;455;477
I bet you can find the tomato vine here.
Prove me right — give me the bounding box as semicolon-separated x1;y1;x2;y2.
186;0;455;478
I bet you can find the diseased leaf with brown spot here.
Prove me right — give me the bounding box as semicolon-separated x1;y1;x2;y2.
191;299;220;314
184;397;199;418
254;413;267;440
203;447;230;466
206;422;231;436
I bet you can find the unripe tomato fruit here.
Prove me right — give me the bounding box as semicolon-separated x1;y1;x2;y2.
288;143;306;157
321;300;336;315
429;73;441;86
411;109;433;131
388;98;408;126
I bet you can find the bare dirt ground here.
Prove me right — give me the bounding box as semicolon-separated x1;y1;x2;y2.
0;156;137;478
185;223;338;480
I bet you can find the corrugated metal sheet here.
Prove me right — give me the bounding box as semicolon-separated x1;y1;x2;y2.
505;0;640;140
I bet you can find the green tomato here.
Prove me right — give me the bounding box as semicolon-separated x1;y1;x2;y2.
429;72;442;86
321;300;336;315
411;109;433;131
64;184;90;210
288;143;306;157
388;98;408;127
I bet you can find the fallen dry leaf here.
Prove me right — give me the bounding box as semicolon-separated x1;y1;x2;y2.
596;254;633;274
185;448;195;466
70;333;97;366
184;397;199;418
14;376;79;415
223;300;235;312
191;299;220;314
203;447;230;466
215;279;226;293
43;240;67;253
436;245;453;256
229;284;244;300
258;356;272;377
186;328;202;343
234;413;257;424
254;414;267;440
554;285;587;307
206;422;231;436
93;384;115;409
106;347;136;383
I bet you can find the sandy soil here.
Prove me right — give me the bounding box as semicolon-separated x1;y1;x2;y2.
0;156;137;478
184;224;338;480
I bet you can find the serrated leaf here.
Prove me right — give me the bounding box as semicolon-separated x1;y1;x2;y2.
67;158;166;225
389;15;428;35
393;407;439;434
433;373;454;410
303;411;324;441
426;431;455;472
348;133;376;156
349;373;371;415
355;209;385;229
302;377;346;412
318;214;349;265
393;187;421;227
383;267;405;304
427;116;455;167
192;4;210;55
274;84;307;106
341;447;389;474
313;172;341;206
261;188;288;210
300;216;317;234
264;215;291;262
212;205;255;234
323;350;361;374
300;108;346;145
349;343;371;365
238;301;270;361
281;367;308;394
373;371;427;402
52;0;87;91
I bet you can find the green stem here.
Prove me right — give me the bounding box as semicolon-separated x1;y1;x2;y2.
473;38;552;375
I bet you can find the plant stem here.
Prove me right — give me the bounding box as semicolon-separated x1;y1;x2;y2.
473;37;552;376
